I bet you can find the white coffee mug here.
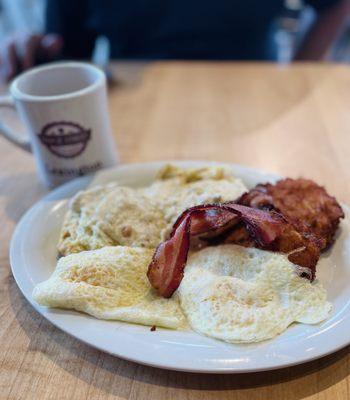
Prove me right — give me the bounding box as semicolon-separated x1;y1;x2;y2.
0;62;118;187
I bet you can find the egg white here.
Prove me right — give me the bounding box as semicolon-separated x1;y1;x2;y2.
33;246;185;329
177;244;331;343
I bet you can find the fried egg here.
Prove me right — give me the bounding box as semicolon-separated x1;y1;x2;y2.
33;246;185;329
177;244;331;343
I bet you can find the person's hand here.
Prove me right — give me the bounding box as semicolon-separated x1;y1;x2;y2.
0;33;63;82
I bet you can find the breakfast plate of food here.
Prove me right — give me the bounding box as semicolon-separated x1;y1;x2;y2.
10;161;350;373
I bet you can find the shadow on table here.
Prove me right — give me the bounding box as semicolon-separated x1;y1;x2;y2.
8;278;350;400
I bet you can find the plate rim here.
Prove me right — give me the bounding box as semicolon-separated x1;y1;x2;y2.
10;160;350;373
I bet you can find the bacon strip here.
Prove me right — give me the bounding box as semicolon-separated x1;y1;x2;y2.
147;216;191;298
147;203;289;298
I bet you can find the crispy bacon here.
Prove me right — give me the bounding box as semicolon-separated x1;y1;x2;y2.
148;178;342;298
223;213;322;281
147;216;191;298
147;204;289;298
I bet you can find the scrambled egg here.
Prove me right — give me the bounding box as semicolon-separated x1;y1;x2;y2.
144;164;248;226
58;165;248;256
33;246;185;329
177;244;331;343
58;184;118;255
58;185;167;256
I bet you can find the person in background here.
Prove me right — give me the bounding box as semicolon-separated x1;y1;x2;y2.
0;0;349;81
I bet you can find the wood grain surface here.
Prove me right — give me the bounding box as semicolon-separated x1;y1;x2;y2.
1;62;350;400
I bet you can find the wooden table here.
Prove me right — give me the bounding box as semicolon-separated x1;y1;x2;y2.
1;62;350;400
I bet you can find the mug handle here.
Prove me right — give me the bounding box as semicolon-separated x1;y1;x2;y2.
0;95;31;152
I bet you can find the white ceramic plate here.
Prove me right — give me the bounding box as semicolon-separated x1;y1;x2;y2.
10;161;350;373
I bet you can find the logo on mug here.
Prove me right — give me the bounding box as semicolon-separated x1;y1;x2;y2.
38;121;91;158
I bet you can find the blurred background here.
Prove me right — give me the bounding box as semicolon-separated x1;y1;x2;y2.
0;0;350;81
